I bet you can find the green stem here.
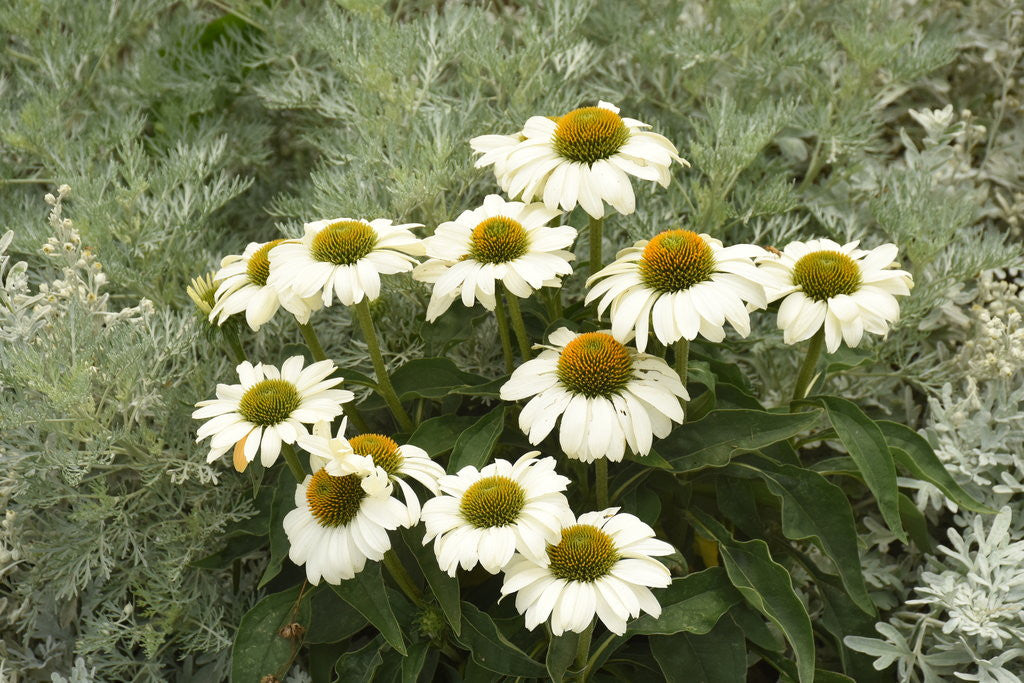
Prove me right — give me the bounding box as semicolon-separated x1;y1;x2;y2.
280;443;305;483
582;633;619;681
673;338;689;388
493;292;516;374
588;216;604;278
353;300;414;432
382;550;423;605
574;620;596;681
792;328;825;402
299;320;370;433
610;469;652;504
221;326;246;363
595;459;609;509
503;289;532;360
298;322;327;361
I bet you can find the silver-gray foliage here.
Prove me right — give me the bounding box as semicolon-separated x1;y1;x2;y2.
1;0;1021;680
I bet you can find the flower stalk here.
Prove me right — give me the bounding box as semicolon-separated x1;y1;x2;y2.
574;619;596;679
353;300;415;432
382;550;423;606
588;216;604;277
298;322;327;361
504;287;532;360
298;320;370;433
673;338;689;388
493;291;516;374
222;325;246;364
595;459;609;509
792;328;825;401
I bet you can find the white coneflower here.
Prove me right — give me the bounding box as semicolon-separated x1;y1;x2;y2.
186;272;218;316
412;194;576;321
283;462;408;585
209;240;320;331
757;239;913;352
500;508;674;635
300;424;446;527
267;218;424;308
343;433;446;527
585;229;767;351
499;328;687;463
193;356;352;469
471;101;687;219
420;452;574;576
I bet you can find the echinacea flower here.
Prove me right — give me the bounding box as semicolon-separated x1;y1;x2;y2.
344;433;445;527
267;218;424;308
186;272;218;316
501;508;674;635
586;229;767;351
756;239;913;352
499;328;687;462
412;194;576;321
209;240;321;331
471;101;687;219
284;461;409;584
193;356;352;469
420;451;574;576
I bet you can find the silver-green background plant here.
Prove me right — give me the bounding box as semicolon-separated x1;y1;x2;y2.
1;0;1021;680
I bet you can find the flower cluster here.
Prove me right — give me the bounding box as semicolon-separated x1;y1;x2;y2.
189;99;919;643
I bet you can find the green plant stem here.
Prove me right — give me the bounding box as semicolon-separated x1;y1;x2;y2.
383;550;423;605
595;459;609;509
588;216;604;277
582;633;619;681
504;289;532;360
353;300;414;432
610;469;652;504
298;320;370;433
673;338;689;387
792;328;825;402
280;443;305;483
298;321;327;361
493;292;516;374
574;619;596;681
221;326;246;363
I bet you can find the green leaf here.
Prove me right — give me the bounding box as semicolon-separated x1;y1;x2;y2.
801;553;887;682
419;304;490;352
744;456;874;614
401;641;431;683
898;491;937;553
230;584;310;683
333;634;385;682
729;603;784;652
628;567;740;635
330;564;407;655
545;631;579;683
454;602;547;678
399;527;461;635
632;445;674;470
715;476;764;538
650;615;747;683
811;396;906;543
448;406;506;471
407;414;479;458
192;532;264;569
259;472;299;588
306;585;367;644
689;511;815;683
877;420;994;513
658;409;822;472
391;358;490;400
